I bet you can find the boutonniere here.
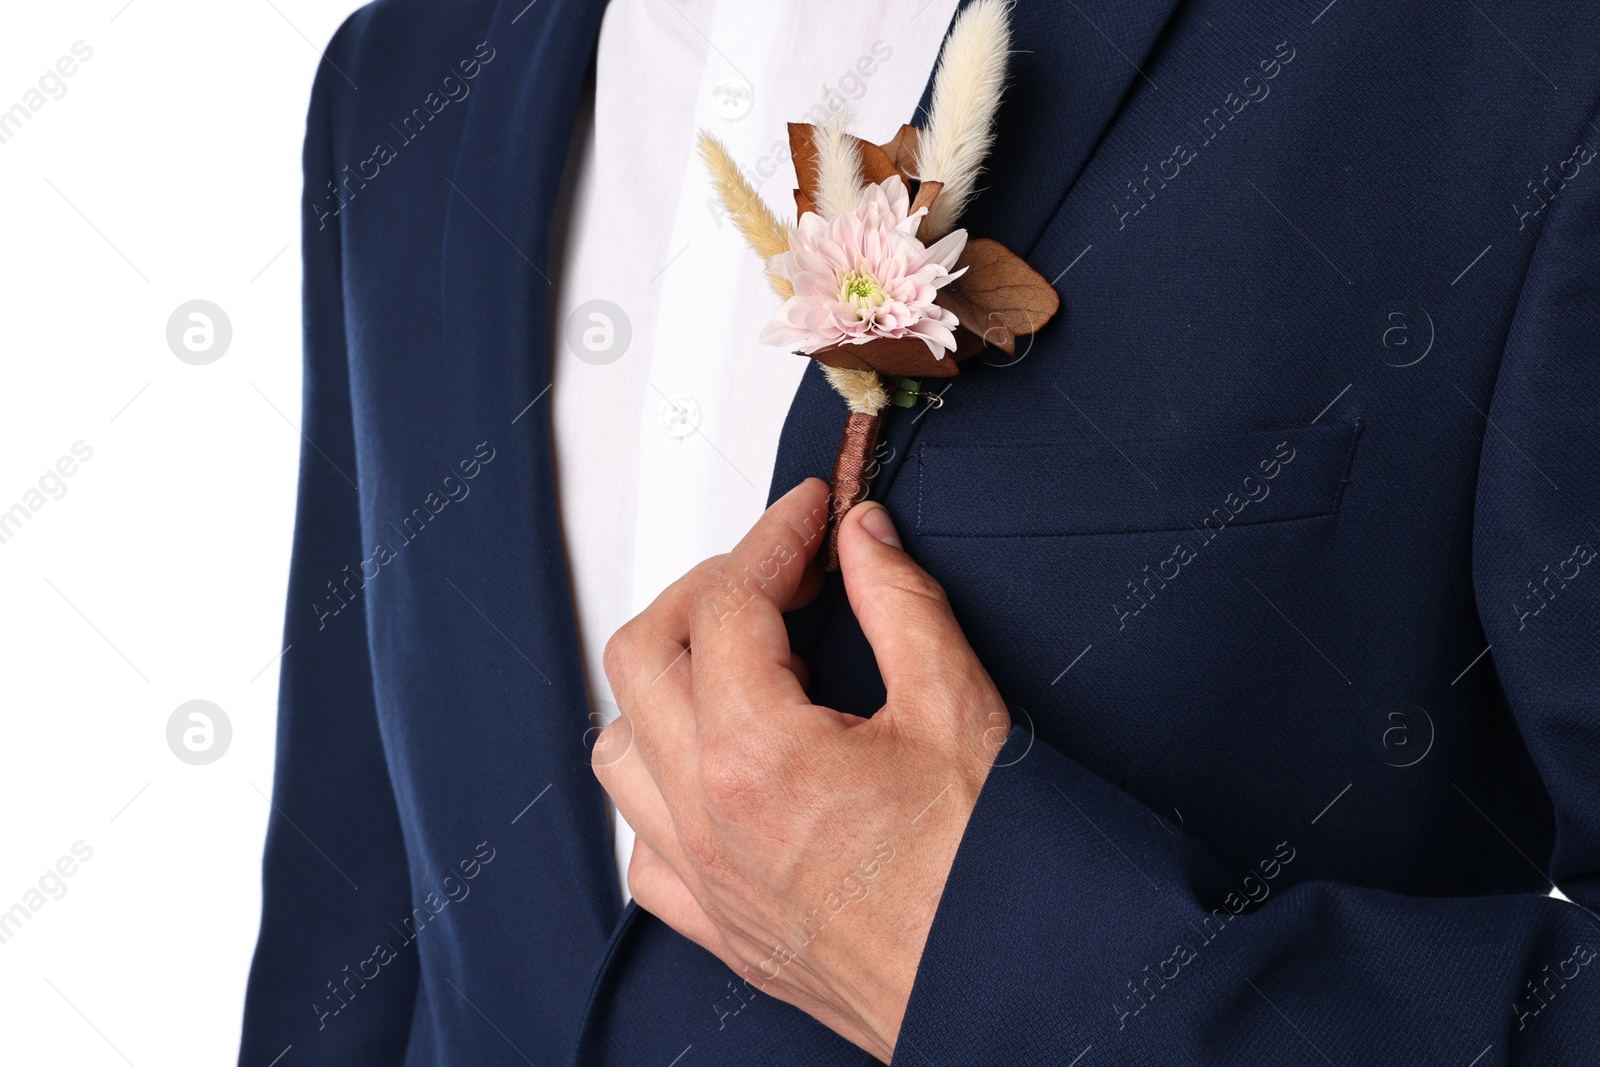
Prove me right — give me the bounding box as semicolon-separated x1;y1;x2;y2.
700;0;1058;568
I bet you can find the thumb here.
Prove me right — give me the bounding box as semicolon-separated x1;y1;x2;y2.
836;501;996;719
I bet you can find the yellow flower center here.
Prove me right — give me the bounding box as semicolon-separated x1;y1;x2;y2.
840;270;886;314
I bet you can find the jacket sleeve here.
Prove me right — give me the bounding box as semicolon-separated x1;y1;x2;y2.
893;138;1600;1067
237;22;420;1065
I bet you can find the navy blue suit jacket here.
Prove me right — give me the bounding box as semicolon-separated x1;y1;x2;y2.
240;0;1600;1063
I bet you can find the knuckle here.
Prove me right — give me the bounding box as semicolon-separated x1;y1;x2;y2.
882;566;950;612
589;717;630;773
687;572;713;617
692;562;739;621
602;622;642;682
625;865;641;903
625;848;650;902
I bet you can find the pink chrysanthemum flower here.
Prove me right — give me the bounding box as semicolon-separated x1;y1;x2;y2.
759;176;968;358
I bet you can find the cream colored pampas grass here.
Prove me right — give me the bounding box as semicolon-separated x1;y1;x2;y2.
823;366;890;414
812;107;864;220
916;0;1012;240
697;130;794;298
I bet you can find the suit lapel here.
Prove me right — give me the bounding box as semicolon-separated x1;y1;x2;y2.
772;0;1185;507
439;0;618;922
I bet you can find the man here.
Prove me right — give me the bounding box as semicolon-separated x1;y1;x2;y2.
239;0;1600;1063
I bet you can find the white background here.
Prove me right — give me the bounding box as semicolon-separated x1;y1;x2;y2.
0;2;367;1063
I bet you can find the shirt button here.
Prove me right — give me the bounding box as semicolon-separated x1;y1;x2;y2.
659;394;702;438
711;78;754;121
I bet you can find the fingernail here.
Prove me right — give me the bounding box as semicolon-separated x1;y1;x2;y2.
858;503;902;549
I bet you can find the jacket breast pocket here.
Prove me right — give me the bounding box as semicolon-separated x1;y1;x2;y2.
913;420;1362;539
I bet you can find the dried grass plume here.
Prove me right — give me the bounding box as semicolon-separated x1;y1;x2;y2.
916;0;1012;240
812;106;864;220
697;130;793;298
823;366;890;415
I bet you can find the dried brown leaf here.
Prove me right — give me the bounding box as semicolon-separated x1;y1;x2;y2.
807;325;988;379
910;180;943;238
856;137;905;187
881;124;922;178
938;238;1060;355
788;123;823;211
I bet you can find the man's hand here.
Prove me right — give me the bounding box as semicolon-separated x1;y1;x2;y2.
592;477;1010;1062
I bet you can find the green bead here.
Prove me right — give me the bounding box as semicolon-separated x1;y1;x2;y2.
891;378;921;408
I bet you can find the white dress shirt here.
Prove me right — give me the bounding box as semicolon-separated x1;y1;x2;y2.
548;0;962;902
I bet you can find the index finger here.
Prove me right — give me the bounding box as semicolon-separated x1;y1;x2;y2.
689;477;831;721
